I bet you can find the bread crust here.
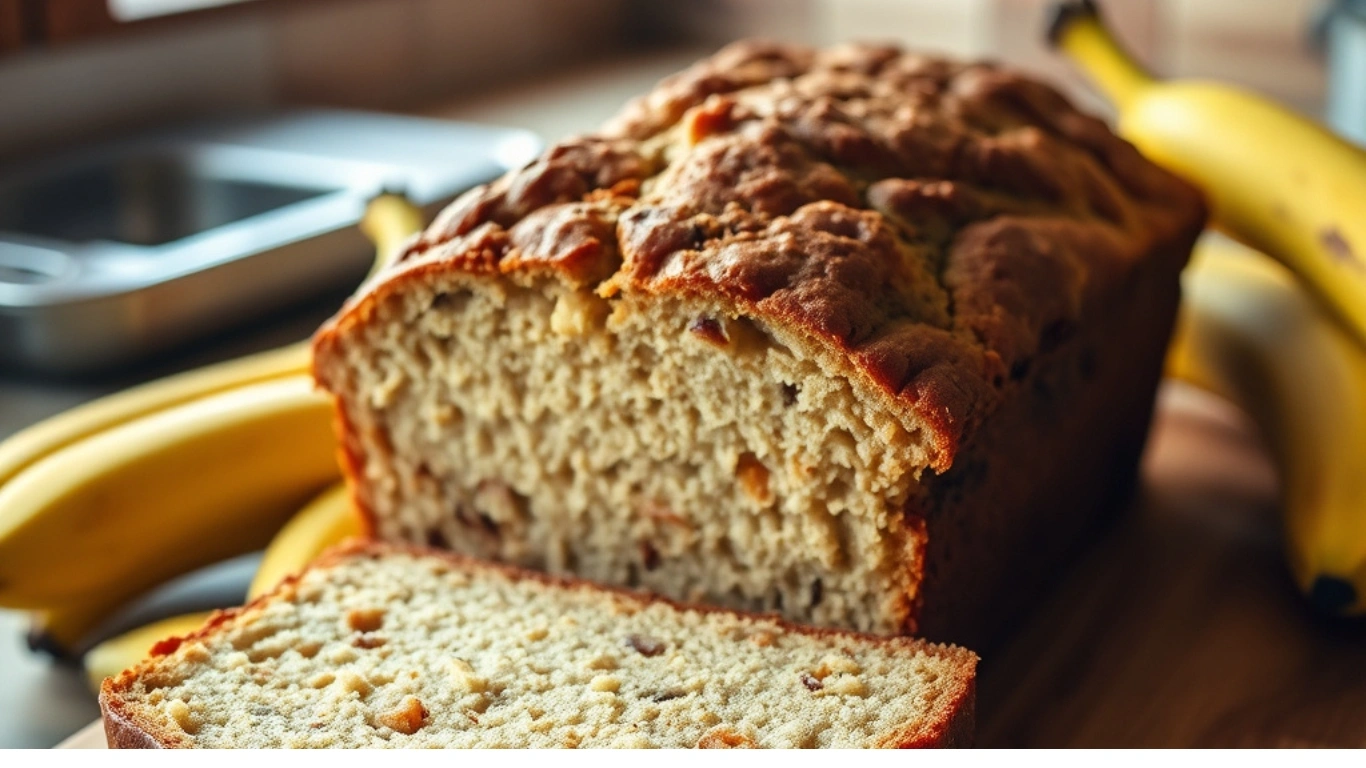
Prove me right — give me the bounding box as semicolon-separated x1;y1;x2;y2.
99;540;977;748
100;697;177;749
911;229;1188;646
880;676;976;748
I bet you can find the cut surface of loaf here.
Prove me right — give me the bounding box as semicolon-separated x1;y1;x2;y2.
313;40;1206;639
100;542;976;748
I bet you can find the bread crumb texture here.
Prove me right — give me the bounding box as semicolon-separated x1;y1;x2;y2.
105;548;974;748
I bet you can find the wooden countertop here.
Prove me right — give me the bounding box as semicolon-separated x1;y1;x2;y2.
981;386;1366;748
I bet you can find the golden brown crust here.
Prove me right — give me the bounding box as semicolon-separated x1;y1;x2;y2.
99;540;977;749
313;39;1205;472
100;698;176;749
100;685;184;748
879;672;976;747
328;393;380;539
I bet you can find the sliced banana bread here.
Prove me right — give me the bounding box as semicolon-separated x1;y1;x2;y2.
100;542;976;748
312;40;1206;642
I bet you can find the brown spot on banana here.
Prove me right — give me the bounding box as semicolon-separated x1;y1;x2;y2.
1320;228;1361;270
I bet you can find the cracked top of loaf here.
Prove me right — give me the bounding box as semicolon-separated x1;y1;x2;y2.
322;40;1205;472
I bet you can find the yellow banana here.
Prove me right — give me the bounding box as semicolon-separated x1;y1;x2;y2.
0;343;310;491
27;591;130;659
79;483;359;690
79;483;358;686
1050;1;1366;348
29;552;262;658
1168;237;1366;616
0;193;424;494
83;611;215;693
0;375;339;609
249;482;362;599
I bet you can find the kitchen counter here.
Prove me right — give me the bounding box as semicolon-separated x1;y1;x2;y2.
4;45;1365;749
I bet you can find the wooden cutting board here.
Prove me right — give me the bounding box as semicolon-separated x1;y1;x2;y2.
55;384;1366;749
980;385;1366;747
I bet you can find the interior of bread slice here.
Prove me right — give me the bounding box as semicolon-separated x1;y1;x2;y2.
320;272;944;634
102;544;974;748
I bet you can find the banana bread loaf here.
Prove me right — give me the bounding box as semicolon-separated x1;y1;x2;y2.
100;541;976;748
312;40;1206;643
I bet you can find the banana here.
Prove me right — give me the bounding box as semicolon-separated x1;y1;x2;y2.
30;552;262;658
249;482;362;599
79;482;360;691
27;591;132;659
0;343;310;491
0;375;339;610
83;611;215;693
1168;237;1366;616
1049;1;1366;348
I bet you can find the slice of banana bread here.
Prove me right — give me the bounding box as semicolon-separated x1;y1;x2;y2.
100;542;976;748
312;40;1206;643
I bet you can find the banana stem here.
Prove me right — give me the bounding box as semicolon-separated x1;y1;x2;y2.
1050;4;1154;111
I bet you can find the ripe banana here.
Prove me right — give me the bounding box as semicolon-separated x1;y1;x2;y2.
1050;1;1366;348
81;481;361;690
30;552;262;658
1168;238;1366;616
0;343;310;492
28;591;133;660
0;375;339;611
83;611;215;693
249;482;362;599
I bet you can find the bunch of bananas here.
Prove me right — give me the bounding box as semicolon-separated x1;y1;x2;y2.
0;195;425;687
1052;1;1366;615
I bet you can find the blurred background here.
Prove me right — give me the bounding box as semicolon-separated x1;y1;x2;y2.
0;0;1358;748
0;0;1346;163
